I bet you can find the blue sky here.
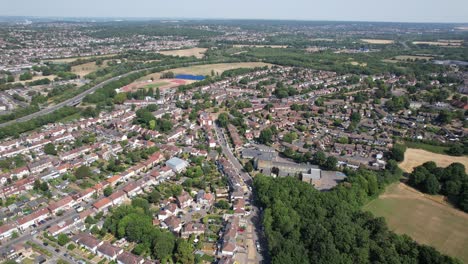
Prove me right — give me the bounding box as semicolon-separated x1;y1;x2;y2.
2;0;468;23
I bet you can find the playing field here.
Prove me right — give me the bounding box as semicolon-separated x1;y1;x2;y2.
71;61;109;77
364;183;468;263
399;148;468;173
138;62;272;81
361;39;394;44
45;54;117;64
233;44;288;48
158;47;207;59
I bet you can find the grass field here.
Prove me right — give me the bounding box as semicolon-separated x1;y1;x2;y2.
399;148;468;173
45;54;117;64
233;44;288;48
364;183;468;263
71;61;109;77
144;81;170;89
361;39;395;44
138;62;272;81
15;74;58;84
158;47;207;58
403;141;449;154
412;40;463;47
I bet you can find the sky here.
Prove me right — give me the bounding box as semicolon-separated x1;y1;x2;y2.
1;0;468;23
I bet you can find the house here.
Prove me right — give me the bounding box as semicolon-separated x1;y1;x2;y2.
0;223;18;240
196;190;214;207
93;197;113;212
109;190;127;206
97;242;124;261
177;192;192;209
158;203;178;220
181;222;205;238
123;182;142;198
48;196;75;215
166;157;189;173
72;233;103;254
163;216;182;233
199;112;213;127
16;208;49;230
117;252;145;264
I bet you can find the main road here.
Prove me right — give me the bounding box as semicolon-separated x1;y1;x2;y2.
0;70;140;128
0;59;224;129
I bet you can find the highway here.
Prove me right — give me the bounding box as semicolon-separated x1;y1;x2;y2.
0;70;139;128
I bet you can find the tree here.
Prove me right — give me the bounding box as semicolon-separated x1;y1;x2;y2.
113;93;127;104
44;143;57;155
258;128;273;144
33;179;42;191
40;182;49;192
104;186;113;197
244;161;254;172
175;239;195;264
57;233;70;246
390;144;406;162
324;156;338;170
155;87;161;99
149;119;156;130
215;200;230;209
153;230;176;260
313;151;327;167
75;166;92;179
217;113;229;127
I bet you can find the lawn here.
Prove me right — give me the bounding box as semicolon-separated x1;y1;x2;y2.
364;183;468;263
144;81;170;89
71;61;109;77
361;39;395;44
399;148;468;173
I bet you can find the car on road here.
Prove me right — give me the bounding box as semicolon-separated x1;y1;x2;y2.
43;242;48;246
31;230;37;235
55;248;60;253
256;241;261;251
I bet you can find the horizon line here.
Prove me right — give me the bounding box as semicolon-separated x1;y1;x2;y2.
0;15;467;24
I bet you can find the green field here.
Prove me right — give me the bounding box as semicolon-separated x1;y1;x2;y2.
144;81;170;89
403;140;449;154
364;183;468;263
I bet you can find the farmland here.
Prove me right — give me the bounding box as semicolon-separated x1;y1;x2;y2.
158;47;207;59
364;183;468;263
361;39;394;44
399;148;468;173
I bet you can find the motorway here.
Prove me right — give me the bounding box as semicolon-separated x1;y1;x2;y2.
0;59;218;129
214;124;269;264
0;70;141;128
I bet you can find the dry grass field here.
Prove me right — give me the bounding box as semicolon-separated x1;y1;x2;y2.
16;74;58;84
158;47;207;59
71;61;109;77
233;44;288;48
45;54;117;64
399;148;468;173
364;183;468;263
361;39;395;44
412;40;463;47
138;62;272;81
394;55;434;61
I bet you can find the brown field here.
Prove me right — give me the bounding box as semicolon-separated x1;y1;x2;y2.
138;62;272;81
45;54;117;64
233;44;288;48
394;55;434;61
71;61;109;77
399;148;468;173
16;74;58;84
310;38;335;42
364;183;468;263
158;47;207;59
412;40;463;47
349;61;367;66
361;39;395;44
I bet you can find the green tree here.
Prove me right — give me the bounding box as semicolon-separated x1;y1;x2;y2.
313;151;327;166
217;113;229;127
75;166;92;179
57;233;70;246
104;186;113;197
44;143;57;155
390;144;406;162
258;128;273;144
175;239;195;264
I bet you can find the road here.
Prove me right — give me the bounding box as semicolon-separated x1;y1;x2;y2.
0;70;138;128
31;236;76;263
214;124;269;264
0;59;219;129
